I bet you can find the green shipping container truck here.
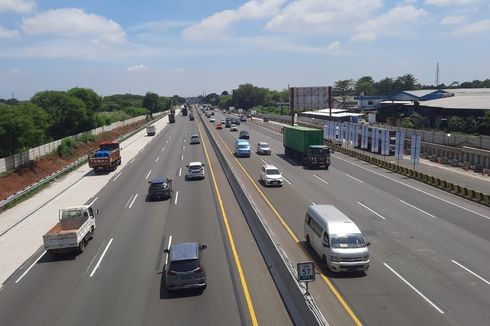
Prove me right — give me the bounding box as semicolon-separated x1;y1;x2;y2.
283;126;331;169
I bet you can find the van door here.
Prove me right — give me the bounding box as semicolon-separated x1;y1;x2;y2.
308;215;324;255
322;231;332;263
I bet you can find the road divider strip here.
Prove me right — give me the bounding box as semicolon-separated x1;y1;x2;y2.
327;141;490;207
197;123;258;326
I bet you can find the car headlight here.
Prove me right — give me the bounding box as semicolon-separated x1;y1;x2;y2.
363;255;370;261
330;255;341;262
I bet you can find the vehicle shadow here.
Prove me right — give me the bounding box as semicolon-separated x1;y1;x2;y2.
298;241;367;279
38;251;78;263
276;153;302;167
159;271;204;299
83;169;113;177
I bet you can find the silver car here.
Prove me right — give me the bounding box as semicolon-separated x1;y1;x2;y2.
164;242;207;291
190;134;200;144
260;164;283;186
187;162;205;180
256;142;271;155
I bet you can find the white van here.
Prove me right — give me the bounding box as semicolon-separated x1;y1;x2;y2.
304;205;370;273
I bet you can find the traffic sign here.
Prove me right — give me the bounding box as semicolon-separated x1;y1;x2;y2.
297;262;315;282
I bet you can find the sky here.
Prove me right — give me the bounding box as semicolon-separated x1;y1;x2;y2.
0;0;489;99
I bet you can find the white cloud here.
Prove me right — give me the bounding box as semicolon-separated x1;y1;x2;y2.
0;0;35;13
425;0;477;6
21;8;126;45
441;15;465;25
361;5;427;31
0;24;19;38
132;19;191;32
183;0;286;40
7;68;21;75
326;41;340;53
350;31;377;42
127;64;149;72
266;0;382;34
455;19;490;34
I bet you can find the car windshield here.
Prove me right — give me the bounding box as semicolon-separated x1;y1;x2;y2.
266;169;280;175
238;144;249;149
330;234;366;248
189;165;202;170
310;147;330;155
260;143;269;148
169;259;199;272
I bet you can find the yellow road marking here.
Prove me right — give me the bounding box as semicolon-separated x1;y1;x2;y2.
209;122;363;326
197;122;259;326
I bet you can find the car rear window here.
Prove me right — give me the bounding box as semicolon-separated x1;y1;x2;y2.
169;259;199;272
189;165;202;170
266;169;280;175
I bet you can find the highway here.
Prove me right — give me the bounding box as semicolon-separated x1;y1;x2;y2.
0;112;291;325
203;109;490;326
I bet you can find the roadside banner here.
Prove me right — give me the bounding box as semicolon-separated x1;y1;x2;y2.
329;121;335;140
335;122;342;143
380;129;390;156
361;125;368;149
410;134;422;166
395;131;405;161
371;128;379;153
323;124;329;141
345;123;352;147
352;124;359;147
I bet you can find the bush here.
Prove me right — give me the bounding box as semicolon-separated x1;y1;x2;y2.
78;133;96;144
57;138;75;157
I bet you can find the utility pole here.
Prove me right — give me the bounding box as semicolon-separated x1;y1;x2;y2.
435;62;439;87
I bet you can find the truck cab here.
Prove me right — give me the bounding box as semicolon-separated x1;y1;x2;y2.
306;145;331;169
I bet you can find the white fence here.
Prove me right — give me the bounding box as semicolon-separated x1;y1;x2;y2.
0;115;149;173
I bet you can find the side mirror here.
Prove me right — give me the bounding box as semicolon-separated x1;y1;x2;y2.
323;242;330;248
186;164;189;167
164;249;169;254
168;179;172;182
201;244;207;250
202;163;206;166
94;209;99;215
148;181;151;183
366;241;371;247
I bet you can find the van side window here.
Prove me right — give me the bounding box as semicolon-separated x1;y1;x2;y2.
309;216;322;237
305;213;311;224
323;232;329;244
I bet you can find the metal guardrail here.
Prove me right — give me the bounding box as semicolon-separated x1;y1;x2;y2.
199;111;328;326
0;113;167;212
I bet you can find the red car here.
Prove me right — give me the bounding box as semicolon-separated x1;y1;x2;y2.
216;123;223;129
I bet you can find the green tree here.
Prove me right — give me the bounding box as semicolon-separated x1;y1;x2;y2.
402;117;414;128
68;88;102;112
0;102;50;156
464;116;479;134
375;77;395;95
204;93;220;106
355;76;375;95
448;116;465;132
218;95;233;109
333;79;354;109
221;90;229;96
143;92;160;114
232;83;268;110
479;111;490;135
31;91;89;139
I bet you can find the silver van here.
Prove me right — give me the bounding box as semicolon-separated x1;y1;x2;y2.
304;205;370;273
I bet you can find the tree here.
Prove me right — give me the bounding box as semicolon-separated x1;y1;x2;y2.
143;92;160;114
68;88;102;112
232;83;268;110
221;90;229;96
31;91;89;139
393;74;418;93
448;116;465;132
204;93;220;106
402;117;414;128
355;76;375;95
464;116;479;134
479;111;490;135
218;95;233;109
375;77;395;95
0;102;49;156
333;79;354;109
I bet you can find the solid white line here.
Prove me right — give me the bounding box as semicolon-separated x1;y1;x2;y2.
129;193;138;209
345;173;364;183
15;251;46;283
260;159;268;165
334;155;490;220
384;263;444;314
179;168;182;176
451;260;490;286
313;174;329;185
400;200;436;218
162;146;165;151
174;191;179;205
87;196;99;207
283;177;292;185
113;172;122;181
128;158;135;164
90;238;114;277
357;201;386;220
183;145;185;151
181;155;183;160
311;202;316;205
166;140;168;144
165;235;173;265
145;170;151;180
155;156;159;162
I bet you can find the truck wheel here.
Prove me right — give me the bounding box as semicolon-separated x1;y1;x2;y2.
79;240;85;253
306;235;311;248
90;226;95;239
325;165;329;170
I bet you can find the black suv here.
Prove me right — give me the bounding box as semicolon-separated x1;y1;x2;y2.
148;177;172;200
189;115;195;121
239;130;250;139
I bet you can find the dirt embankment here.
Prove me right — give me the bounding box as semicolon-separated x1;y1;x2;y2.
0;120;147;201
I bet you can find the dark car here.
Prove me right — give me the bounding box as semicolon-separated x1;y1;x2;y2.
164;242;207;291
232;119;240;125
239;130;250;139
263;117;269;122
225;120;231;128
189;115;195;121
240;116;247;122
148;177;172;200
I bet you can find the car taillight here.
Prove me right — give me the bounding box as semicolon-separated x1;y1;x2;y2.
167;270;176;276
194;264;204;273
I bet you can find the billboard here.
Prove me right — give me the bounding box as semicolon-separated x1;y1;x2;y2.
289;86;331;110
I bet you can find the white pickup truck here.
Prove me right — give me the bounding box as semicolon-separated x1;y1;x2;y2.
43;205;97;254
146;125;156;136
